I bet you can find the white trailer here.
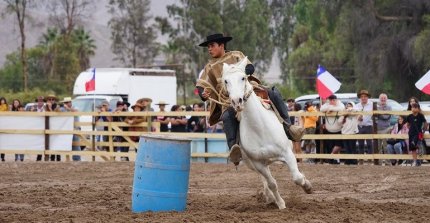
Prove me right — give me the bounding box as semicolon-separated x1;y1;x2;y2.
73;68;177;111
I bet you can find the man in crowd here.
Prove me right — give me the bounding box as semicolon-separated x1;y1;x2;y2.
376;93;392;165
59;97;81;161
353;90;374;165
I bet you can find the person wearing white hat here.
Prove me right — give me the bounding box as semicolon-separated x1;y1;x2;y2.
59;97;81;161
155;101;170;132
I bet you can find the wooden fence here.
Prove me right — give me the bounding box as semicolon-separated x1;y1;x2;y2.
1;110;430;162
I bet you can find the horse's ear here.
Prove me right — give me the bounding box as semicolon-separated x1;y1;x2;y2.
238;56;248;71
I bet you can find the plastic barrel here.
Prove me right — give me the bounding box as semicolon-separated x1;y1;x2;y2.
132;135;191;212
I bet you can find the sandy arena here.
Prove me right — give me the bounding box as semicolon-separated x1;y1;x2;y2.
0;161;429;222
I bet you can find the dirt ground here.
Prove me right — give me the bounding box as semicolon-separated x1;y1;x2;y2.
0;161;429;223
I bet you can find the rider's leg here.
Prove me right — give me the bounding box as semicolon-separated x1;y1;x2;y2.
221;107;241;165
267;86;296;141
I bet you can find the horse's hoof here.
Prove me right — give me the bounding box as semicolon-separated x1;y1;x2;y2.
303;180;313;194
278;203;286;210
229;144;242;164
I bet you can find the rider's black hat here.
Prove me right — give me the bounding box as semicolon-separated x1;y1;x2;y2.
199;33;232;47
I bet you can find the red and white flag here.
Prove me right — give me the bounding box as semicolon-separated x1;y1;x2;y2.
415;69;430;95
85;68;96;92
316;65;341;99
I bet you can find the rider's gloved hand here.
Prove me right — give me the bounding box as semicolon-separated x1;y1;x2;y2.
245;64;254;75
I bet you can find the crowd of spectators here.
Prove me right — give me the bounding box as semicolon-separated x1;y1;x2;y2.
1;91;427;166
290;90;427;167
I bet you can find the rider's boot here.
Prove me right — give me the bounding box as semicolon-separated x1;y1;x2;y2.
222;107;241;165
267;86;303;142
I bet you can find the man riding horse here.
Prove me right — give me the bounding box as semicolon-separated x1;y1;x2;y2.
195;33;301;165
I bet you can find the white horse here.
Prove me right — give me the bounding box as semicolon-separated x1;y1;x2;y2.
222;57;312;209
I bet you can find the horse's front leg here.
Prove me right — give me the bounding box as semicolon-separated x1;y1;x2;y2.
283;146;313;194
253;161;285;209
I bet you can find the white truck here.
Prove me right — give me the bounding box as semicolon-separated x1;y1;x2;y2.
72;68;177;111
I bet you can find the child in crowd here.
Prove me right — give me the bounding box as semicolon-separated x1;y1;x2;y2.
338;101;359;165
406;103;428;166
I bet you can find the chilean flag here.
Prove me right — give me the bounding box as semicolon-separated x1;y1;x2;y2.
85;68;96;92
316;65;341;99
415;69;430;95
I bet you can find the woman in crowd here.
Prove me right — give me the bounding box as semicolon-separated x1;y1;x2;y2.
10;99;21;111
407;97;419;111
125;103;147;142
0;97;8;111
387;116;409;166
169;105;187;132
10;99;25;161
0;97;7;161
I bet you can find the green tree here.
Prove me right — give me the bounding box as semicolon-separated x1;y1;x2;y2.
72;27;96;70
4;0;33;92
38;27;60;78
108;0;159;67
159;0;274;77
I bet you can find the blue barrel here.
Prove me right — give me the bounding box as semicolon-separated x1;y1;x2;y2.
132;135;191;212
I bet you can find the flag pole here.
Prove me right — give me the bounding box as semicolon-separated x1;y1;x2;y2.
92;68;96;161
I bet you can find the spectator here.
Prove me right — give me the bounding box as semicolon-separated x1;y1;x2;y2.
320;94;345;164
187;103;206;132
155;101;170;132
10;99;21;111
11;99;25;161
95;101;112;151
0;97;7;161
293;103;304;162
338;101;359;165
136;97;154;112
353;90;373;165
170;105;187;132
59;97;81;161
387;116;409;166
0;97;8;111
34;96;46;161
376;93;392;162
126;102;147;142
407;97;419;111
303;101;318;161
112;101;129;161
46;94;61;161
286;98;295;124
406;103;428;166
45;94;60;112
32;96;46;112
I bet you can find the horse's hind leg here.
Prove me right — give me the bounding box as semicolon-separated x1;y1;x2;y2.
283;147;313;194
253;161;285;209
261;175;276;204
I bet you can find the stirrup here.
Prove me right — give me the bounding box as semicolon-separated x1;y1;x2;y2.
229;144;242;165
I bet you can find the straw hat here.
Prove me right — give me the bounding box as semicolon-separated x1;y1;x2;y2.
60;97;72;103
357;90;371;98
46;94;57;100
136;97;153;104
155;101;169;105
131;103;144;110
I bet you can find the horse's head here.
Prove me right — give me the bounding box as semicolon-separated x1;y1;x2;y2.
222;57;252;111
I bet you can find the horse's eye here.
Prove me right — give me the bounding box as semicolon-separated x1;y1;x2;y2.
224;80;228;84
241;77;245;81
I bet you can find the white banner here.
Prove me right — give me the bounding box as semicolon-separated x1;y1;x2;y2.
0;116;74;151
